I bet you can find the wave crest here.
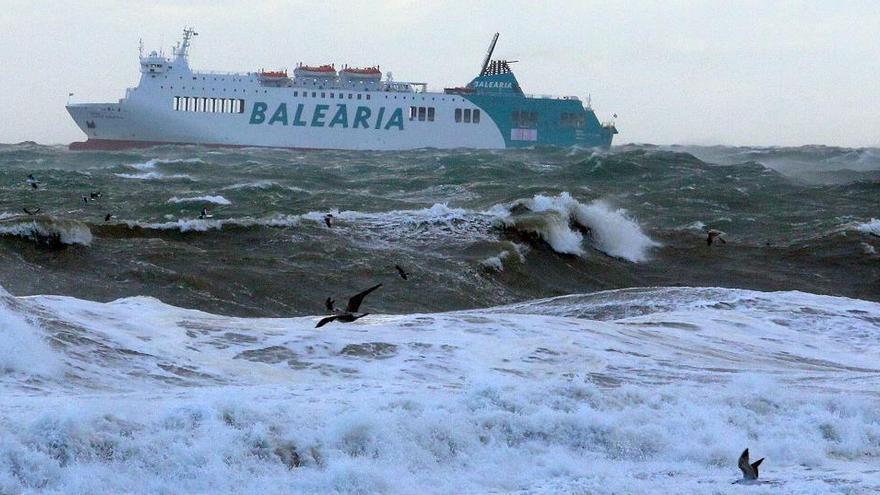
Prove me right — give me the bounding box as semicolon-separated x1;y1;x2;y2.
497;193;659;262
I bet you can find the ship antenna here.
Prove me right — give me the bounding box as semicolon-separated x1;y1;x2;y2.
480;33;500;76
176;26;198;60
138;38;144;59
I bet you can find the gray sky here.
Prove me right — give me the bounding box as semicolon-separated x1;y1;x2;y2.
1;0;878;147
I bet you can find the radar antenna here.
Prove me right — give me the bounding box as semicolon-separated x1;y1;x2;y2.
174;26;198;60
480;33;500;76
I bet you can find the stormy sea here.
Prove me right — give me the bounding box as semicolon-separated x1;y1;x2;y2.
1;142;878;494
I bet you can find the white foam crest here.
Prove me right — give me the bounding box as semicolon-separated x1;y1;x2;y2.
0;288;62;378
125;158;204;170
497;193;660;262
572;199;661;263
0;217;93;246
221;180;307;192
114;172;194;181
132;214;300;232
856;218;880;236
167;195;232;205
480;250;511;271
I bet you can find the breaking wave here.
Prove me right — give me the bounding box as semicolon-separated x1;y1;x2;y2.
0;216;93;247
856;218;880;237
496;193;660;262
114;172;195;181
166;195;232;205
125;158;205;170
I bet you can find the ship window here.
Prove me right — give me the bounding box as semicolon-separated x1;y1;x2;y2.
294;91;298;97
409;106;417;120
173;96;180;111
348;94;352;99
321;92;325;98
312;92;317;97
427;107;435;122
366;95;371;100
472;109;480;123
238;99;245;113
330;93;334;98
455;108;462;122
463;109;471;123
418;107;426;121
357;94;362;100
196;98;204;112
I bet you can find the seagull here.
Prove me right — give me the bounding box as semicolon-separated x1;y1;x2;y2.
316;283;382;328
394;264;409;280
22;207;41;216
27;174;40;189
199;207;212;219
707;229;726;246
324;213;334;228
82;196;89;204
737;448;764;481
104;213;115;222
89;191;102;200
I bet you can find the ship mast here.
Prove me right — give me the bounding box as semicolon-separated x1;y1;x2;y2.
173;27;198;60
480;33;500;76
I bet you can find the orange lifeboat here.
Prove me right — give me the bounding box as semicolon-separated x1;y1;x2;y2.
340;66;381;75
297;64;336;73
259;69;289;78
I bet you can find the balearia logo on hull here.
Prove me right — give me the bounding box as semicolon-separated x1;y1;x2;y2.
249;103;405;130
471;81;512;89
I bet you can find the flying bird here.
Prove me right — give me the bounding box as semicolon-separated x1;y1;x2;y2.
199;207;212;219
27;174;40;189
104;213;115;222
89;191;102;200
707;229;726;246
737;448;764;481
82;196;89;204
324;213;334;228
316;283;382;328
22;207;41;216
394;264;409;280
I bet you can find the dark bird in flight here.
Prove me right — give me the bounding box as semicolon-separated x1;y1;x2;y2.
316;283;382;328
22;207;41;216
324;213;334;228
82;196;89;204
394;264;409;280
737;448;764;481
89;191;102;200
707;229;726;246
104;213;115;222
27;174;39;189
199;207;212;219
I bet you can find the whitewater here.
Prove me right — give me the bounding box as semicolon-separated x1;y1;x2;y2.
2;283;879;494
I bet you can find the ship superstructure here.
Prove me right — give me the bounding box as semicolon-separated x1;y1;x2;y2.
67;29;617;151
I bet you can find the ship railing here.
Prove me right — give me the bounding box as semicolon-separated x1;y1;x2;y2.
192;69;253;77
523;93;581;101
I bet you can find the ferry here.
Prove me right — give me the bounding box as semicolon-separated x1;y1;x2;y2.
67;28;617;151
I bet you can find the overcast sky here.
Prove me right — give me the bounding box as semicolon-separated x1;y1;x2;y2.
1;0;877;147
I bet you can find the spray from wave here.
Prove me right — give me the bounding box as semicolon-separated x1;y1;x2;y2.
496;193;659;262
